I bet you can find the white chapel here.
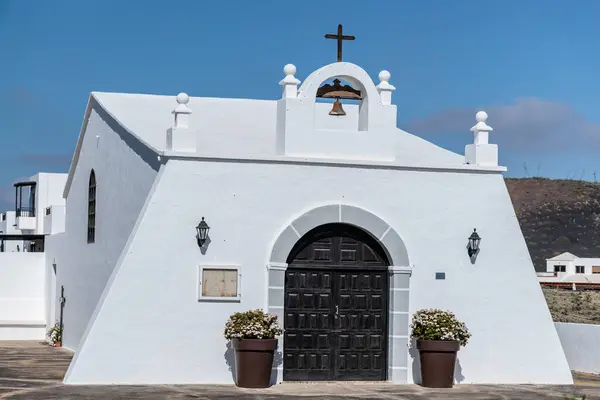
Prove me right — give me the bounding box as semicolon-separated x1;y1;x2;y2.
40;49;573;385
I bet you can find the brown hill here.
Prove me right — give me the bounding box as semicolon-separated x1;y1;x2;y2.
505;178;600;271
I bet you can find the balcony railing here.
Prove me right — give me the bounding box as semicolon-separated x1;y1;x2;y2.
16;207;35;218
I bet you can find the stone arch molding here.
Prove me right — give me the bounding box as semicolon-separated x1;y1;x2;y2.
267;204;413;384
269;204;410;267
297;62;386;132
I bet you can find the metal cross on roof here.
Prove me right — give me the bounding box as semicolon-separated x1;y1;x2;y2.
325;24;355;62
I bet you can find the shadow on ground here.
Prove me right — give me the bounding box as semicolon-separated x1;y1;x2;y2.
0;341;595;399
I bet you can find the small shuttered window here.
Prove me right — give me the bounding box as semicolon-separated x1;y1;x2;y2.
592;266;600;274
87;170;96;244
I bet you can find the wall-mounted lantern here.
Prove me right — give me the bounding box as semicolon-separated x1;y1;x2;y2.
467;229;481;259
196;217;210;247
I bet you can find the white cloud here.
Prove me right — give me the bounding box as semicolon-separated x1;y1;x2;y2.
405;98;600;150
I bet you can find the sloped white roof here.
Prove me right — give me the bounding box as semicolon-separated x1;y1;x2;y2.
64;89;481;197
91;91;465;165
548;252;579;261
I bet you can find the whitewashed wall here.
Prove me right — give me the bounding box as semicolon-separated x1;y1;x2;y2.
555;322;600;374
0;253;46;339
44;233;65;334
1;212;18;234
34;173;68;235
546;258;600;277
0;212;24;253
64;158;571;385
44;205;66;235
55;100;160;351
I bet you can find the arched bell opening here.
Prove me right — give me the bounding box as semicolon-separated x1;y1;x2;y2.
314;76;367;131
316;78;363;117
297;62;383;133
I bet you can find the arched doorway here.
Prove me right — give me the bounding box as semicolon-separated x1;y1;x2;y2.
283;223;390;381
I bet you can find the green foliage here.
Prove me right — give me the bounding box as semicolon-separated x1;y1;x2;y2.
224;309;283;340
410;309;471;347
47;322;62;345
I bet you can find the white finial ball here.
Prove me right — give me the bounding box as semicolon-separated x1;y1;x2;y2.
283;64;296;76
176;92;189;105
476;111;488;122
378;70;391;82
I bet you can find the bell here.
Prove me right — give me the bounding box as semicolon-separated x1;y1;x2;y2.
329;98;346;116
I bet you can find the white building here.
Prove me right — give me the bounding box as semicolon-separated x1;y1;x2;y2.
0;173;67;252
0;173;67;339
44;60;572;386
538;252;600;288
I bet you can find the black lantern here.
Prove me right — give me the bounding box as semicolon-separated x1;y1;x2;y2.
467;229;481;258
196;217;210;247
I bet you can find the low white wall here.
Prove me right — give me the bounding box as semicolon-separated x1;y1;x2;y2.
0;253;46;339
45;233;65;334
555;322;600;374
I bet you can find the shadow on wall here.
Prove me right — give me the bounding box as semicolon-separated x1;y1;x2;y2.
224;341;284;386
197;236;211;256
409;338;465;384
224;341;237;383
455;358;465;383
270;346;284;385
409;339;421;383
94;99;162;172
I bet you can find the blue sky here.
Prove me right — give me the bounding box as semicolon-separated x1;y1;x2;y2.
1;0;600;210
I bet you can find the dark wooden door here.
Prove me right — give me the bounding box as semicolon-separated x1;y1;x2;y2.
283;224;389;381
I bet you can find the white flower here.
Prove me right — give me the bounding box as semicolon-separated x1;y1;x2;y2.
223;309;283;340
410;309;471;346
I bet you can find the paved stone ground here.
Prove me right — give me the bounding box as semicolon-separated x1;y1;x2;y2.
0;341;598;399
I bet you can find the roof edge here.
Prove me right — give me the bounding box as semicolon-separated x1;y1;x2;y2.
62;94;93;199
158;151;507;173
547;252;579;261
62;93;161;199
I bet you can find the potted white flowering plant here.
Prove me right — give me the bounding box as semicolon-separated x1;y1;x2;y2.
410;309;471;388
224;309;283;388
47;322;62;347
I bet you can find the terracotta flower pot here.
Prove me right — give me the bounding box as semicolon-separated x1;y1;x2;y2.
417;340;460;388
54;341;62;347
231;338;277;388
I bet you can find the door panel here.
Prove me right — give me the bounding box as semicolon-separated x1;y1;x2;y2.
283;225;389;381
284;269;334;380
333;271;388;380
